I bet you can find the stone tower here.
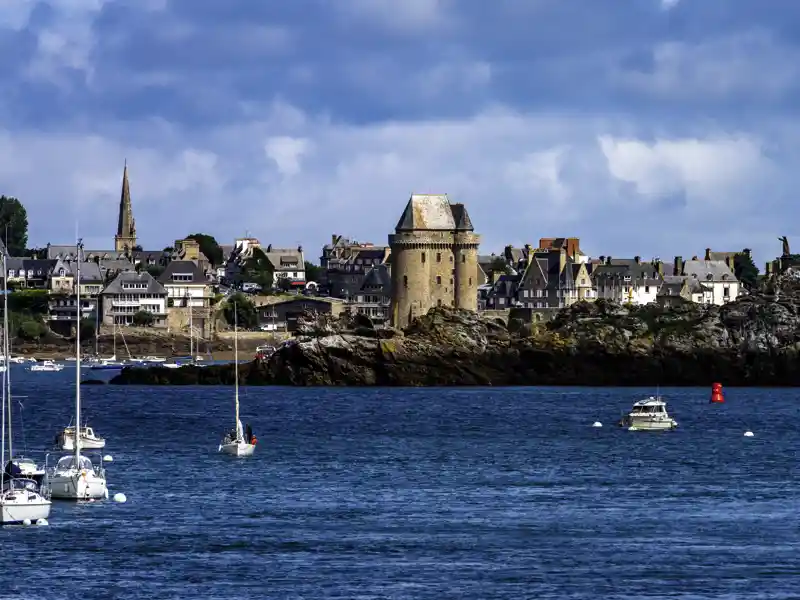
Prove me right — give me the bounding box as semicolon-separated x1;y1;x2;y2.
389;194;480;329
114;161;137;253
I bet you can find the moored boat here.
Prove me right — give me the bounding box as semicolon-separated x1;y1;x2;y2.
618;396;678;431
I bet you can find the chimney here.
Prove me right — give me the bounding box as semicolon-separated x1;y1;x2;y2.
655;260;663;276
605;256;612;265
524;243;533;265
766;262;773;275
599;255;605;263
744;248;752;258
725;256;735;271
674;256;683;276
705;248;711;260
634;256;640;264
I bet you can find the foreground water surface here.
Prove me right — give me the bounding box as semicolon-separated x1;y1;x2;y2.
3;367;799;599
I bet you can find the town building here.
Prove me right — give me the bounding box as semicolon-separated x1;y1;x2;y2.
157;260;213;336
591;257;663;305
389;194;480;328
100;271;168;327
320;235;390;299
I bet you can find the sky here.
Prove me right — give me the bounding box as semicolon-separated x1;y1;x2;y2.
0;0;796;266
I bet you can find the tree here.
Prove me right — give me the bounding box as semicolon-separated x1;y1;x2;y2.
0;196;29;255
223;293;258;329
734;250;759;290
304;261;322;283
18;318;46;340
186;233;223;266
79;318;96;340
146;265;165;278
132;310;155;327
276;276;292;292
489;256;509;276
132;244;143;252
242;247;274;288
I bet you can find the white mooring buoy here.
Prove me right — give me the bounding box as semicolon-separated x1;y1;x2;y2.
592;421;602;428
744;431;754;437
113;493;127;503
22;519;31;527
103;455;113;462
36;518;48;526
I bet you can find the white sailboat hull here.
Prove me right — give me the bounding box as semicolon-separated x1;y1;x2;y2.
49;471;108;500
0;497;51;525
59;434;106;450
220;441;255;457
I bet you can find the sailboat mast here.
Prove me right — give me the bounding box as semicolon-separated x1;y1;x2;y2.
1;253;7;486
234;303;239;435
4;254;10;460
189;297;193;360
74;240;82;462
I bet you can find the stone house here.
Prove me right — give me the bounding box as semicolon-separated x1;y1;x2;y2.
5;258;56;289
591;256;663;305
321;235;390;299
257;297;345;333
100;271;168;327
515;248;593;309
678;257;739;305
349;263;391;324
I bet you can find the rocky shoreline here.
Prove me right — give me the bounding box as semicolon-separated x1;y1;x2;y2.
107;273;800;387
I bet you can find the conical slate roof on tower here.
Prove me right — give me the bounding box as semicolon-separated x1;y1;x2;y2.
117;161;135;237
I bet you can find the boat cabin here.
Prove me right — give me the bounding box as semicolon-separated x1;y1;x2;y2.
55;455;94;471
1;477;39;493
64;426;97;437
629;398;667;414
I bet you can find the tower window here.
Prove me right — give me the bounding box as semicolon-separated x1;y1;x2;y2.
462;255;466;263
437;299;442;306
450;278;453;285
403;276;408;288
436;276;442;285
436;252;441;262
449;255;453;262
469;277;472;285
421;252;426;263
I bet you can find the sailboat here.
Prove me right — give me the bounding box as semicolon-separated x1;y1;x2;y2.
1;251;51;524
49;240;108;500
218;306;256;457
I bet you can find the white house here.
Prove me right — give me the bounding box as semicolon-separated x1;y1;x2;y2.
263;244;305;288
157;260;211;308
680;259;739;305
100;271;168;327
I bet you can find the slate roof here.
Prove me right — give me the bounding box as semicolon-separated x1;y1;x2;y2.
681;259;737;282
360;264;391;291
102;271;166;295
591;259;663;284
52;259;104;283
157;260;208;285
5;258;56;276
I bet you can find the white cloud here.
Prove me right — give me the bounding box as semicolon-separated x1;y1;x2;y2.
264;137;311;177
660;0;680;10
598;135;768;206
0;103;788;264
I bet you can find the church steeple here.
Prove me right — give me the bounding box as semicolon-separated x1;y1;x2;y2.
114;160;137;253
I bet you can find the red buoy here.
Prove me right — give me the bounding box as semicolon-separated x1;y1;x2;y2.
710;382;725;403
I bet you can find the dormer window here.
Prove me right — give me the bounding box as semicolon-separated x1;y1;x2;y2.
59;268;65;276
706;273;713;280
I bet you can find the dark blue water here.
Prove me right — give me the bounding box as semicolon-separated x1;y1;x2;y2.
3;366;799;599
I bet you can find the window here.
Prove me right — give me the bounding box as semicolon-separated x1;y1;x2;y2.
645;286;650;293
450;278;453;285
449;255;453;262
468;277;472;285
462;255;466;263
421;252;426;263
59;269;65;276
436;252;441;262
403;276;408;288
436;276;442;285
437;299;442;306
723;286;730;297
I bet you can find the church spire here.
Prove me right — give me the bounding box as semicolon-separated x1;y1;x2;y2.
114;160;137;253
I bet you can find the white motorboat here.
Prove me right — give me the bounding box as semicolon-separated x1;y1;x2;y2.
12;456;46;486
619;396;678;431
1;253;51;524
48;240;108;501
29;360;63;372
56;425;106;450
219;306;256;457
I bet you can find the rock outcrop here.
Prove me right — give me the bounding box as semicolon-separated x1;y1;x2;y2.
111;273;800;386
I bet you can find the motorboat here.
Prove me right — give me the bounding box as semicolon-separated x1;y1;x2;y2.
89;358;127;371
619;396;678;431
1;253;51;524
11;456;46;487
47;240;108;501
55;425;106;450
129;356;166;364
219;306;256;457
29;360;63;372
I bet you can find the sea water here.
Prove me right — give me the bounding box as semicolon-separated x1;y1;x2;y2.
3;369;799;598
